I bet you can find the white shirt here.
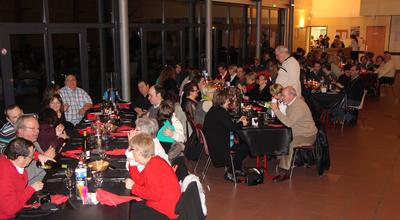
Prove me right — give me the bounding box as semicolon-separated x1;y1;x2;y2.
14;164;24;174
276;56;302;96
59;86;92;125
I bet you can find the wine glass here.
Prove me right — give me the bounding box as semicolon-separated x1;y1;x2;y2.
65;179;74;198
99;150;107;161
65;167;73;180
92;171;103;188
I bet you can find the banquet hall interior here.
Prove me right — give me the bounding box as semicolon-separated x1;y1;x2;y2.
0;0;399;219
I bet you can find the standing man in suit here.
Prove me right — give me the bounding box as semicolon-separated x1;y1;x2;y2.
271;86;317;182
275;46;302;96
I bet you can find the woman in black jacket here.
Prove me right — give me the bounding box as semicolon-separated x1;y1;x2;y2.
203;89;249;181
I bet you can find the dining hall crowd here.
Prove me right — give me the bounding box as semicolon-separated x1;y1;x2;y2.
0;42;396;219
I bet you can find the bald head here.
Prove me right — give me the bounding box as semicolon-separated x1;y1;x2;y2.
281;86;297;104
16;115;40;142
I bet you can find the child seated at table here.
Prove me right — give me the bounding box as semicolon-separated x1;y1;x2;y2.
125;133;180;219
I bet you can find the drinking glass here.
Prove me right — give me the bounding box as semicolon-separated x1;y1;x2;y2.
65;167;73;180
99;150;107;160
92;171;103;188
65;179;74;198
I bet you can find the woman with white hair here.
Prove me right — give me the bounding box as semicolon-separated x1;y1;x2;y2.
127;116;170;172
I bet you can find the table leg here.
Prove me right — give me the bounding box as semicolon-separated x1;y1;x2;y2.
263;155;275;181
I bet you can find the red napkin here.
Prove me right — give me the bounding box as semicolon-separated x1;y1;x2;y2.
116;125;134;132
111;132;129;137
106;149;126;156
92;103;101;109
24;202;41;209
118;103;131;109
252;106;263;111
61;149;83;158
87;113;98;121
51;194;69;205
79;127;93;135
96;189;141;207
268;123;284;128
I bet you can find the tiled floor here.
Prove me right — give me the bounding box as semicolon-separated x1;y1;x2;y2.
197;79;400;220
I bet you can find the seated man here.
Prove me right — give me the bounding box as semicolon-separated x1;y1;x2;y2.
16;115;55;184
307;61;325;82
125;133;180;220
0;138;44;219
59;73;93;125
147;85;165;119
334;64;352;90
271;86;317;182
346;65;364;106
375;52;396;96
0;105;23;152
130;80;152;115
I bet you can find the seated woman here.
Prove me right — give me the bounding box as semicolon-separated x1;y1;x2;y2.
158;66;179;96
0;138;44;219
269;84;287;115
43;94;75;136
156;100;185;153
181;82;199;121
194;84;217;127
240;71;258;101
203;90;249;182
125;133;180;220
249;72;272;102
126;116;170;172
37;108;68;152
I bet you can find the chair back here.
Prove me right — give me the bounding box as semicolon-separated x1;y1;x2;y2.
357;90;368;110
197;128;209;156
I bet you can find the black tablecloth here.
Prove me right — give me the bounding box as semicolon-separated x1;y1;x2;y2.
237;126;292;156
310;92;346;110
21;125;132;220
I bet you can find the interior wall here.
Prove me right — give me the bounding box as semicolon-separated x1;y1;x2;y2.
388;16;400;69
360;0;400;16
310;16;391;52
312;0;360;18
292;9;311;52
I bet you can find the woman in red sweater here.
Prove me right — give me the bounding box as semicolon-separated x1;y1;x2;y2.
0;138;44;219
125;133;181;219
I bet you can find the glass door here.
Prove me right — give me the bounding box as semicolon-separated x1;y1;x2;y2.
48;29;89;92
0;29;47;113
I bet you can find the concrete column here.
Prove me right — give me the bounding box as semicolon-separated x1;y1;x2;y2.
206;0;212;75
288;0;294;52
256;0;262;59
119;0;131;100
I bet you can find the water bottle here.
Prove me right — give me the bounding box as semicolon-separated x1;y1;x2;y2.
229;132;234;148
75;157;87;181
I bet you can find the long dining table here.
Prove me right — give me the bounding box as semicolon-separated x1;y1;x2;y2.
19;106;136;219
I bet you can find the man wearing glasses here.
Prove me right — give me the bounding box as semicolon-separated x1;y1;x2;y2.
16;115;55;184
0;138;44;219
59;73;93;125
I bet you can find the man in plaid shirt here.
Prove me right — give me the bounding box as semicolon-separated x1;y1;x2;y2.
59;73;93;125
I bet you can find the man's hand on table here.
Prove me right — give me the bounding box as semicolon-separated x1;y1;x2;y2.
125;178;134;190
44;147;56;158
239;116;249;126
270;102;279;112
38;153;56;166
79;103;93;116
31;181;44;191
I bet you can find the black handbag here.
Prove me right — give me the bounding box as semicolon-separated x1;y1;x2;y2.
246;168;264;186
